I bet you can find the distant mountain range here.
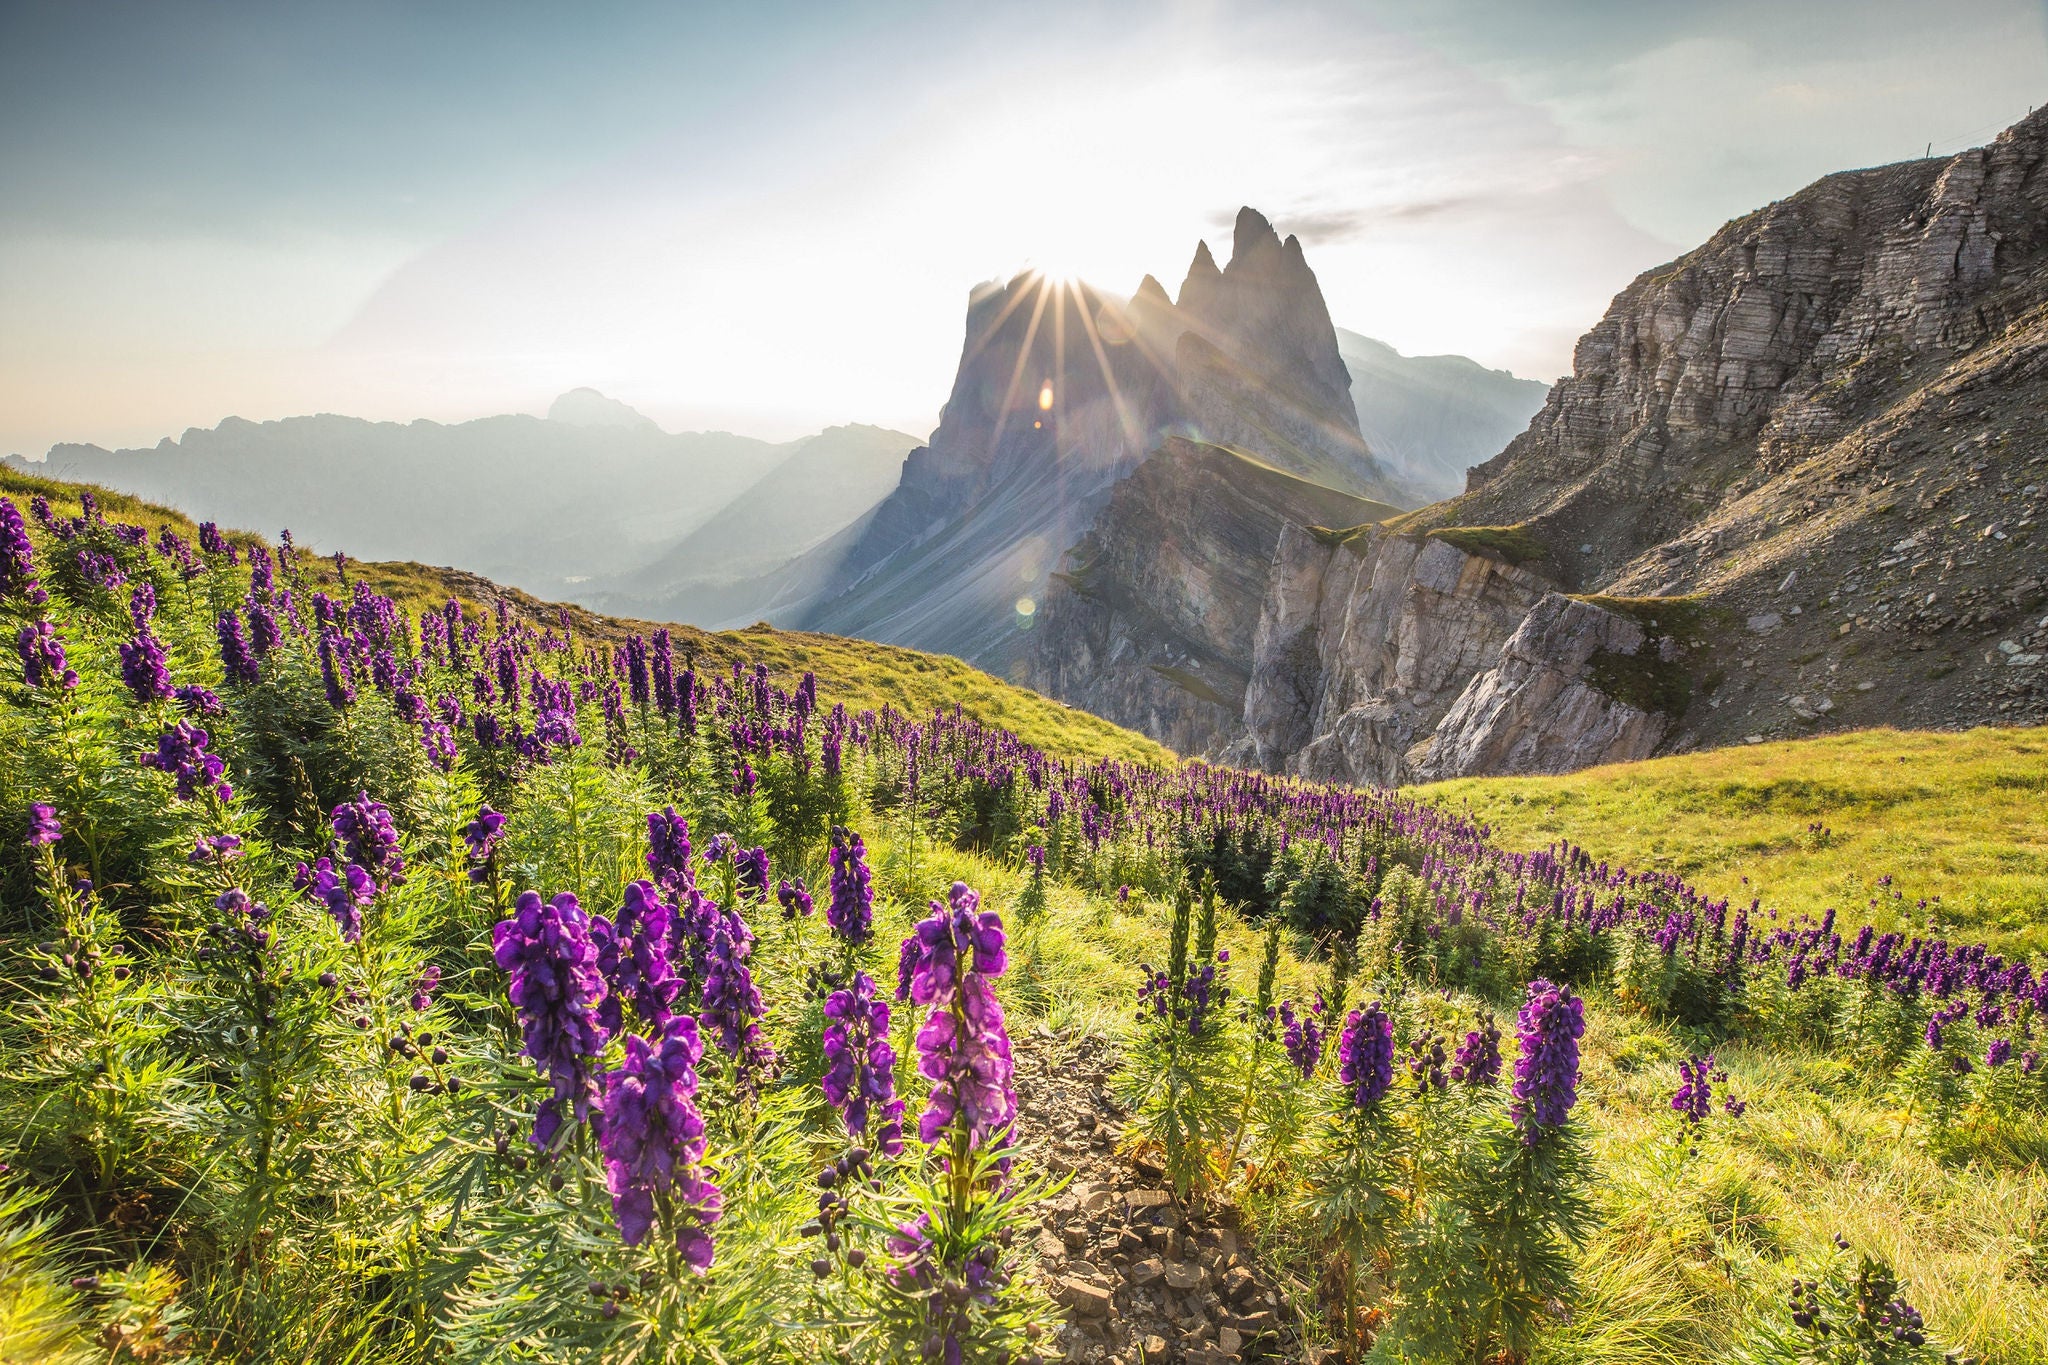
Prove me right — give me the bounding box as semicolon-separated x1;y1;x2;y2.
7;404;918;606
1337;331;1547;502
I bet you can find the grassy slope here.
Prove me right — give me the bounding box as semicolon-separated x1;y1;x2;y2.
0;467;1172;768
1411;726;2048;957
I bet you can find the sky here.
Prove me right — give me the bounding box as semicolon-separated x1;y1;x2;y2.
3;0;2044;457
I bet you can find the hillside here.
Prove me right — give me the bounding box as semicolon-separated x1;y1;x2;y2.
4;467;2047;1365
1415;725;2048;958
1244;109;2048;789
0;465;1172;767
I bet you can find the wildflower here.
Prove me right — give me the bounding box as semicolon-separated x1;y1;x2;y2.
735;845;769;903
139;721;230;802
1280;1000;1324;1079
597;880;680;1032
188;833;243;864
1408;1029;1448;1091
0;498;47;605
827;825;874;946
1672;1054;1715;1127
698;901;774;1082
410;965;441;1012
462;806;505;882
174;684;222;716
493;890;610;1146
1450;1013;1502;1087
598;1014;721;1269
885;1211;1007;1365
776;877;813;919
293;857;376;942
1987;1038;2013;1068
16;621;77;690
216;610;259;684
331;792;405;884
118;594;175;703
646;807;694;897
27;803;61;847
1336;1002;1394;1108
1511;979;1585;1141
901;882;1016;1149
318;629;354;707
821;971;905;1153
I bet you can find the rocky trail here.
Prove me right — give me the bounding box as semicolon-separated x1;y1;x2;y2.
1012;1031;1312;1364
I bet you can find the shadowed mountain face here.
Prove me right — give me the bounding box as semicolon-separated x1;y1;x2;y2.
796;207;1397;670
10;402;917;607
1239;108;2048;786
1337;331;1549;503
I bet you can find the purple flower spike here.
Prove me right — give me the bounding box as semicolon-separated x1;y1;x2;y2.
493;890;611;1146
331;792;405;884
599;1014;721;1267
17;621;78;690
293;856;376;942
1337;1002;1394;1108
1450;1014;1502;1087
900;882;1016;1150
1511;979;1585;1141
827;825;874;946
821;971;904;1153
462;805;505;882
27;803;61;847
646;807;694;897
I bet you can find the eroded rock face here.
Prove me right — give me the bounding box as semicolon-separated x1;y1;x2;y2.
1022;440;1396;756
1243;525;1556;784
1413;594;1670;779
1240;108;2048;780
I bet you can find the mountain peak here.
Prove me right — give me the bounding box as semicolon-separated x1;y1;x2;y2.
547;387;660;432
1231;206;1280;266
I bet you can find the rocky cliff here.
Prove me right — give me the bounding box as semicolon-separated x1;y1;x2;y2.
1242;108;2048;785
1020;439;1396;755
796;209;1396;671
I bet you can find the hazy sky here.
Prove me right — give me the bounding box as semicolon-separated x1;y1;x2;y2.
4;0;2044;456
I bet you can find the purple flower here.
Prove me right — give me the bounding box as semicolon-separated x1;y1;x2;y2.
1988;1038;2013;1068
139;721;229;802
216;610;259;685
410;965;440;1013
698;900;774;1082
599;1015;721;1268
646;806;694;897
27;803;61;848
1672;1054;1715;1127
596;880;681;1033
493;890;611;1146
0;498;47;605
826;825;874;946
175;684;223;716
1451;1013;1502;1087
293;856;376;942
1337;1003;1394;1109
118;617;175;704
331;792;404;884
1511;979;1585;1141
821;971;904;1153
189;832;243;864
17;621;77;690
1280;1001;1324;1079
462;806;505;882
901;882;1017;1149
735;845;769;903
776;876;813;919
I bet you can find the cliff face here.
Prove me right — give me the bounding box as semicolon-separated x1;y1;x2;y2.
1242;109;2048;785
1020;439;1397;755
796;208;1395;670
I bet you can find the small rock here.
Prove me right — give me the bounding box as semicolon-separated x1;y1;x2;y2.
1142;1335;1170;1359
1057;1277;1115;1318
1217;1325;1245;1357
1857;680;1876;690
1164;1260;1205;1291
1080;1186;1113;1214
1035;1230;1066;1260
1126;1189;1171;1212
1129;1257;1166;1285
1220;1266;1257;1303
1747;612;1783;633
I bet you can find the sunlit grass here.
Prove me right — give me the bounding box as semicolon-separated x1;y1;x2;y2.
1413;727;2048;957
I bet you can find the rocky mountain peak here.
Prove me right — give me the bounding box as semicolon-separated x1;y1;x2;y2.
546;387;660;432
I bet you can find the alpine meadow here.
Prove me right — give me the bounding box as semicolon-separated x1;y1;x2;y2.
3;6;2047;1365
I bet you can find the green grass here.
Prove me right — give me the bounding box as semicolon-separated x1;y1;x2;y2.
1425;523;1550;567
1411;726;2048;957
0;466;1173;769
